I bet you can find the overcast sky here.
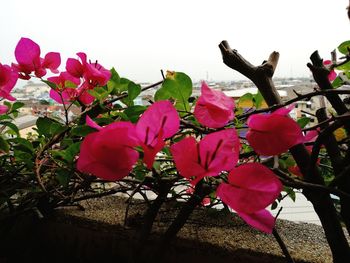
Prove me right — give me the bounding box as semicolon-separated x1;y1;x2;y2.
1;0;349;83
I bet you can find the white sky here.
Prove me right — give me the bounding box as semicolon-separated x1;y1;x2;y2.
1;0;349;83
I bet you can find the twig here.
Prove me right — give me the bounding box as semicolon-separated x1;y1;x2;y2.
308;50;350;133
273;169;350;200
272;227;295;263
237;89;350;120
34;127;70;193
107;80;163;105
273;207;295;263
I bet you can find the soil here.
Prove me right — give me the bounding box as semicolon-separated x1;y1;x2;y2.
0;195;335;263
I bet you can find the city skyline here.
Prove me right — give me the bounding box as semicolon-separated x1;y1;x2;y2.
1;0;349;84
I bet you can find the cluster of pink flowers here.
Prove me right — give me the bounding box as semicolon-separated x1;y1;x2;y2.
76;82;307;233
49;52;111;105
1;37;311;233
13;38;61;80
77;100;180;179
0;37;111;114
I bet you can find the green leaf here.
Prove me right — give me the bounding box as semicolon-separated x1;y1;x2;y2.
56;169;71;188
9;137;33;153
11;102;25;111
0;115;12;121
278;159;287;170
14;150;34;168
133;163;148;181
94;117;114;126
124;105;147;123
88;88;103;100
4;101;11;109
297;117;310;128
338;40;350;55
336;61;350;71
65;142;81;160
64;80;77;88
61;138;74;148
48;122;65;135
284;186;296;202
0;121;20;136
121;81;141;106
53;142;81;163
42;79;57;89
0;135;9;153
154;86;171;101
332;76;343;88
253;91;264;109
107;68;130;94
284;156;296;167
108;68;121;91
36;117;55;136
71;125;96;137
155;71;192;111
271;201;278;210
112;111;129;121
238;93;253;105
88;86;114;101
173;100;190;115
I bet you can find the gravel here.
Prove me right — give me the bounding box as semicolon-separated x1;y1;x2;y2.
56;195;339;263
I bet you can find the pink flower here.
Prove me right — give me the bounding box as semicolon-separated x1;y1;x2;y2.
171;129;240;185
63;52;111;105
194;82;234;128
76;82;96;105
324;60;337;82
217;163;282;233
66;52;111;89
246;106;304;156
48;73;95;105
13;38;60;79
0;63;18;101
0;105;8;115
50;88;78;105
136;100;180;169
77;121;139;181
86;115;102;131
48;72;80;104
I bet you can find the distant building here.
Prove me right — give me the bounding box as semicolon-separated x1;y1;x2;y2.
223;88;287;108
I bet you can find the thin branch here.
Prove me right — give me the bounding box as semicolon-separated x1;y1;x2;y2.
273;169;350;200
107;80;163;105
237;89;350;120
272;227;295;263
